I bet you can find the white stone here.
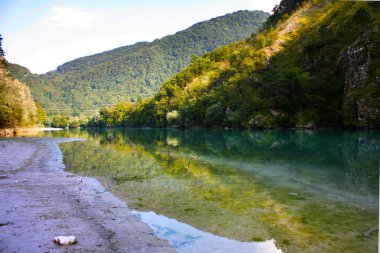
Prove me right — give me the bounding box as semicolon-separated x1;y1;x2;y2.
53;236;77;245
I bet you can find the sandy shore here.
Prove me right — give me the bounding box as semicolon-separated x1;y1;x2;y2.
0;137;176;253
0;127;63;137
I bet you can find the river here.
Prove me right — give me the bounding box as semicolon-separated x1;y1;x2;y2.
40;128;379;253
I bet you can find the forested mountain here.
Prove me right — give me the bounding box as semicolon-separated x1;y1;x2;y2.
9;10;269;116
0;35;44;129
92;0;380;128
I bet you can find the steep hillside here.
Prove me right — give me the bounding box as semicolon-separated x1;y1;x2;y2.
96;0;379;128
0;35;43;129
9;10;269;116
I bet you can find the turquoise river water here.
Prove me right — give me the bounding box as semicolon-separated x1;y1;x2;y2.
41;129;379;253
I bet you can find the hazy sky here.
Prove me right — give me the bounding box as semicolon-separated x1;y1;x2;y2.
0;0;280;74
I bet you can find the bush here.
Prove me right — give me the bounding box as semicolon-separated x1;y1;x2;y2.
204;102;224;127
224;110;241;128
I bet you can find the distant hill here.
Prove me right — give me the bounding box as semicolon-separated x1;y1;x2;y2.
94;0;379;128
9;10;269;116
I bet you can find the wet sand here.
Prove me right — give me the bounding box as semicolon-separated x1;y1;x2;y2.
0;138;176;253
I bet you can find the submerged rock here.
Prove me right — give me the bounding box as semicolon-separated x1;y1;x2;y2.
363;228;379;237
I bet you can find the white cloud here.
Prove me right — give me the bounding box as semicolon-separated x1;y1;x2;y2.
48;7;97;29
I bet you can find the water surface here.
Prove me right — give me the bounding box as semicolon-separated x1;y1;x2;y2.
44;129;379;253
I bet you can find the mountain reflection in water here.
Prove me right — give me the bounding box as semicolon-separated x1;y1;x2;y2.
45;128;379;253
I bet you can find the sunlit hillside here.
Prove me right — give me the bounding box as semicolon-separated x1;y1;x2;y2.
96;0;379;128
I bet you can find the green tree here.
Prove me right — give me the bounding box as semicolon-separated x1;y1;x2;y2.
0;35;37;128
35;103;46;125
204;102;224;128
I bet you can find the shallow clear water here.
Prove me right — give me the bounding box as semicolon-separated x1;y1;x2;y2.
134;210;282;253
44;129;379;253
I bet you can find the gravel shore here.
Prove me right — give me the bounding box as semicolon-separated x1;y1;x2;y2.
0;137;176;253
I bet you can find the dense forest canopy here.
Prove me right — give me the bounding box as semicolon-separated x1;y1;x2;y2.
86;0;379;129
9;10;269;116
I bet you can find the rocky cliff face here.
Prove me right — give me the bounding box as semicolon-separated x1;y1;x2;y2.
339;30;380;127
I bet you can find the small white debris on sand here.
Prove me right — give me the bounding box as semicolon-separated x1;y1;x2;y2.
53;236;77;245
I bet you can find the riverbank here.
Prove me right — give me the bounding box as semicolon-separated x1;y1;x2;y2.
0;127;63;137
0;137;176;253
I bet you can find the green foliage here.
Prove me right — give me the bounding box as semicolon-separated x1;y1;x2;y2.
46;115;88;128
51;115;70;128
223;109;242;128
166;110;180;127
49;114;90;128
189;55;212;76
9;11;269;116
204;102;224;128
35;103;46;125
49;1;380;129
0;36;38;128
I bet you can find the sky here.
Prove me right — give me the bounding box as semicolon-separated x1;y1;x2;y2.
0;0;281;74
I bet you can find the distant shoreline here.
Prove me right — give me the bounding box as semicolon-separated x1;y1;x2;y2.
0;127;62;137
